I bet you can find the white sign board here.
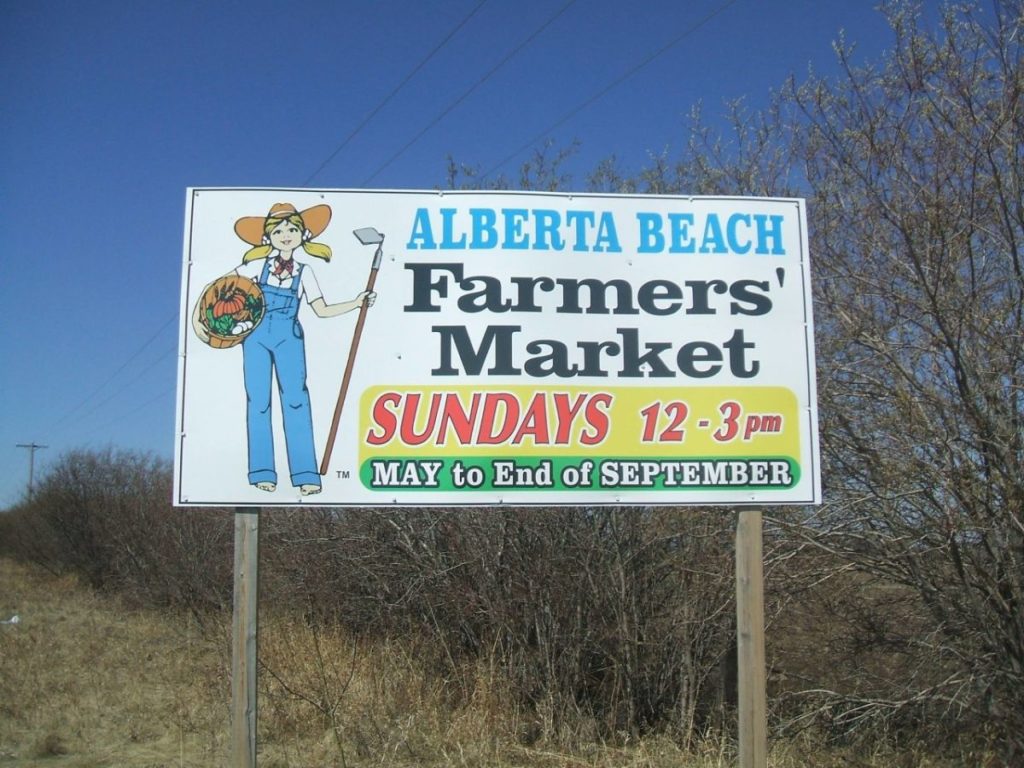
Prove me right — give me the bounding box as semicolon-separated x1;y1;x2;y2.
174;189;820;507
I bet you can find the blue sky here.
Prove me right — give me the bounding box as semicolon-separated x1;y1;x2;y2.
0;0;903;508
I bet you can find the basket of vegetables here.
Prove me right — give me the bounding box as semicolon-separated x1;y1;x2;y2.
198;275;265;349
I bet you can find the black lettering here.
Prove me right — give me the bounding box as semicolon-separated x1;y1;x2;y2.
676;341;723;378
685;279;728;315
405;262;463;312
556;278;639;315
432;325;521;375
637;279;684;315
457;275;512;313
723;329;759;377
729;280;773;315
618;328;673;377
510;275;556;312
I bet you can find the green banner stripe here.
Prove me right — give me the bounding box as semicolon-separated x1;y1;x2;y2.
360;456;800;492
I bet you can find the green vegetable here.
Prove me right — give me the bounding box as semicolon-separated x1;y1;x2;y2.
204;306;236;336
245;294;264;324
209;314;235;335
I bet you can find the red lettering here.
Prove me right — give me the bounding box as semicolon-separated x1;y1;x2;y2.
366;390;614;448
435;392;480;445
512;393;551;444
366;392;401;445
398;392;441;446
552;393;588;444
477;393;519;444
581;393;612;445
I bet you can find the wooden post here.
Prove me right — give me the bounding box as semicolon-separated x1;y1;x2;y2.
232;508;260;767
736;509;767;768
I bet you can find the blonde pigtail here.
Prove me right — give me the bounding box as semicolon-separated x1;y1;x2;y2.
242;243;274;263
302;241;333;262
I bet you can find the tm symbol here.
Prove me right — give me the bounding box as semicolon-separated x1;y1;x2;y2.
335;470;351;479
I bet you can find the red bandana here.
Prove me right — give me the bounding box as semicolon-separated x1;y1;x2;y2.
272;257;294;277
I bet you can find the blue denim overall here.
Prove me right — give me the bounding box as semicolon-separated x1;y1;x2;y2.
242;259;320;490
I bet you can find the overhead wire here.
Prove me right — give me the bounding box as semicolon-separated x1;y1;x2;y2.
52;343;179;439
46;314;178;435
39;3;493;446
479;0;740;181
361;0;579;186
43;1;735;451
40;3;491;445
86;384;178;438
303;0;490;186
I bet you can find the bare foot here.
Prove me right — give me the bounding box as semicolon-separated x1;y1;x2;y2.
255;481;276;492
299;484;321;496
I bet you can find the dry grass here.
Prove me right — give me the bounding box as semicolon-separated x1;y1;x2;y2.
0;558;227;766
0;558;991;766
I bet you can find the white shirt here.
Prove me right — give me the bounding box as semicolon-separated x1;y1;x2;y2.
237;256;324;304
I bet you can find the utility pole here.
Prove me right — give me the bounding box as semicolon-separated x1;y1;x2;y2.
16;443;47;501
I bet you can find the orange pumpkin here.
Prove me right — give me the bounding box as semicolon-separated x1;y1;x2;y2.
213;289;246;318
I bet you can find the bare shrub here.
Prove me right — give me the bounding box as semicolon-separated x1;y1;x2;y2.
4;448;232;616
259;506;741;746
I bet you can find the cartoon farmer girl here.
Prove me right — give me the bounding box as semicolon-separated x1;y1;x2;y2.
192;202;375;496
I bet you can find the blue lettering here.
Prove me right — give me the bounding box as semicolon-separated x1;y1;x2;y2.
594;212;622;252
699;214;726;254
636;213;663;253
565;210;595;251
470;208;498;248
440;208;466;249
406;208;436;249
669;213;696;253
727;213;752;254
502;208;529;250
533;209;564;251
754;214;785;255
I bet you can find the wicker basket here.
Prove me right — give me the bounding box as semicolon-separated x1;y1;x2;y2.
198;275;264;349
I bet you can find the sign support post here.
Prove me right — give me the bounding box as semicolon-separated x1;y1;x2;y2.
231;508;260;768
736;508;767;768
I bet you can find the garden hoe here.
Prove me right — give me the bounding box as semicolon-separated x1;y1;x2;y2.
319;227;384;476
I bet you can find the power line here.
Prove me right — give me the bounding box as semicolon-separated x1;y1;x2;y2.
53;343;178;438
480;0;740;181
47;314;177;434
34;1;735;459
303;0;490;186
87;384;177;438
23;7;490;444
361;0;579;186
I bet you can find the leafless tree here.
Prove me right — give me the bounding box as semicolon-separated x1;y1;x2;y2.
789;1;1023;757
601;0;1023;757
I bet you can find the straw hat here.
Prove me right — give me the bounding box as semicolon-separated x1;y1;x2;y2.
234;202;332;245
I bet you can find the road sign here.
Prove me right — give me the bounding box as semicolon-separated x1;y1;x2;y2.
175;188;820;507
